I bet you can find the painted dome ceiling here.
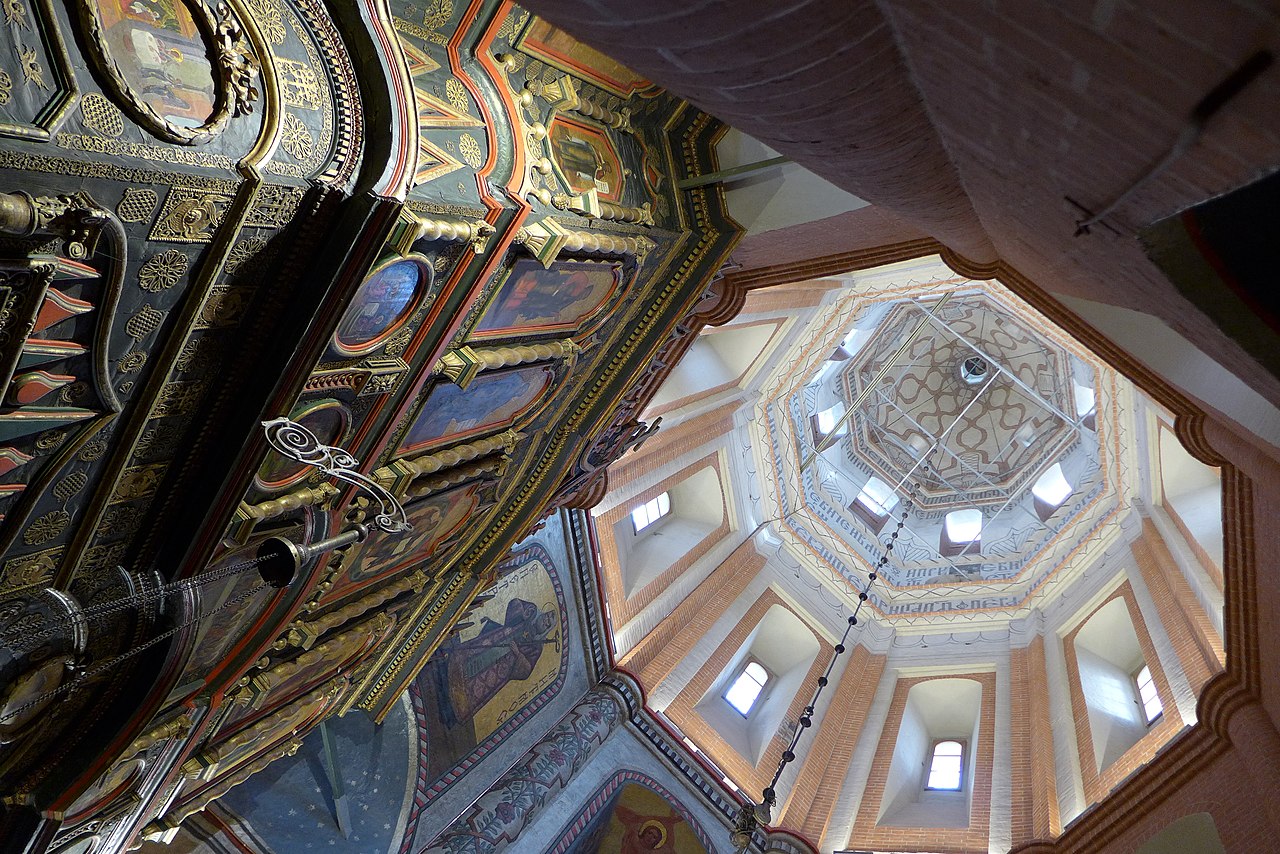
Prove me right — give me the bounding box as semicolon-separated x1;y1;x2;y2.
749;257;1140;627
843;294;1077;510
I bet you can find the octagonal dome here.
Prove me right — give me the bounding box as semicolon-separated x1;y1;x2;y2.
749;256;1136;626
842;294;1079;511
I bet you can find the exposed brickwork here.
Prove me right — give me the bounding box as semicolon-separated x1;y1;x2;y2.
736;279;843;317
1132;520;1226;696
779;645;887;842
521;0;998;263
608;401;738;492
1061;583;1182;805
730;206;928;274
847;672;998;854
595;453;729;625
665;589;833;796
1010;638;1061;847
619;538;764;687
522;0;1280;409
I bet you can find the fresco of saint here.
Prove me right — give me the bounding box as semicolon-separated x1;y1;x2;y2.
433;597;558;727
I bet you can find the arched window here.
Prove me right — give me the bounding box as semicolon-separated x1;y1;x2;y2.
1134;664;1163;724
1032;462;1073;520
926;740;964;790
941;508;982;556
1074;381;1097;430
631;491;671;534
724;660;770;716
856;476;899;516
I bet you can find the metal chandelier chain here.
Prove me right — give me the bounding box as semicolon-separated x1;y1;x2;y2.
0;553;273;651
0;580;272;725
761;483;918;805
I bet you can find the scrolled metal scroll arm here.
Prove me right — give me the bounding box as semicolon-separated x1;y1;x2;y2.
261;417;410;534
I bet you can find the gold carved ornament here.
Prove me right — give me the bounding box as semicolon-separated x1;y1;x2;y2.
74;0;260;145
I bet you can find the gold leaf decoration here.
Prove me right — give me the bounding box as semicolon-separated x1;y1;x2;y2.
137;249;189;292
246;0;285;44
280;114;315;161
458;133;482;169
117;188;159;223
24;510;70;545
81;93;124;137
445;78;469;113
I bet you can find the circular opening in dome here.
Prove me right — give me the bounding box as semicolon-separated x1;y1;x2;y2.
959;355;989;385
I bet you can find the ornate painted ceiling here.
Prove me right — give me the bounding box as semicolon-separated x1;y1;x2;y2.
843;294;1076;509
750;257;1141;627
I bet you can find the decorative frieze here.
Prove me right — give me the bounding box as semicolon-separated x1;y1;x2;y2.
422;686;624;854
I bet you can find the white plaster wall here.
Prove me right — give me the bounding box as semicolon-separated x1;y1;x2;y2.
715;129;868;237
1075;645;1147;772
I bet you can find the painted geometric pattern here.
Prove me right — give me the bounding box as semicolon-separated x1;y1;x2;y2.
844;296;1074;508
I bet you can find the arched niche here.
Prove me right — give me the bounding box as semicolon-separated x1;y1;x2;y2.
1158;425;1223;575
1072;598;1158;772
878;677;984;829
647;321;780;413
611;465;726;597
693;604;821;766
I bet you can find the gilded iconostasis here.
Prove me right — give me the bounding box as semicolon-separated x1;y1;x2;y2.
0;1;746;851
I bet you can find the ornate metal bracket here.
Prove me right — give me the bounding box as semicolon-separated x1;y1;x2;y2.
261;417;410;534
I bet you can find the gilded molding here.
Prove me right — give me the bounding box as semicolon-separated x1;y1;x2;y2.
374;429;521;495
278;573;427;652
407;456;507;499
436;340;580;381
145;737;303;841
180;679;341;784
389;208;494;256
230;482;339;543
515;218;653;267
246;612;392;697
572;91;632;132
560;188;654;226
120;713;194;763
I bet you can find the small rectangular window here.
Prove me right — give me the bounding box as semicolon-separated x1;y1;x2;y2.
1135;664;1163;724
631;491;671;534
812;404;848;443
724;660;770;716
925;739;965;791
856;476;899;517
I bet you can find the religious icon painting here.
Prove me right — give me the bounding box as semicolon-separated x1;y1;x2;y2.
471;258;623;340
83;0;217;129
547;115;625;203
413;545;567;789
331;255;432;357
337;480;489;597
255;398;350;492
555;778;713;854
397;364;555;456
